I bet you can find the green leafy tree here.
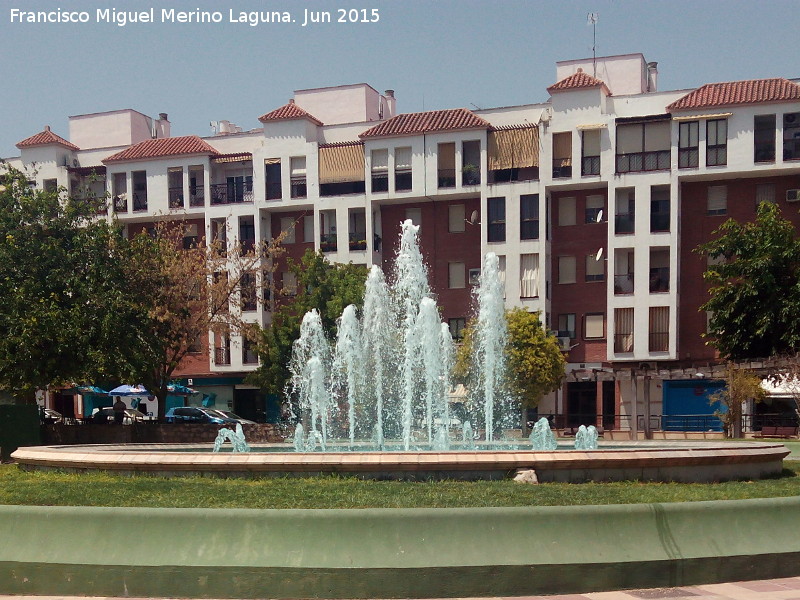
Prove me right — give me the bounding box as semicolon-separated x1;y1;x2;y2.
0;165;134;402
454;308;566;420
247;249;368;397
709;362;766;438
697;201;800;359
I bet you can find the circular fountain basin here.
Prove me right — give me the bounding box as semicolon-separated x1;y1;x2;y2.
11;440;790;482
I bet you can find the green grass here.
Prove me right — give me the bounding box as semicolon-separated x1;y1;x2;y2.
1;463;798;509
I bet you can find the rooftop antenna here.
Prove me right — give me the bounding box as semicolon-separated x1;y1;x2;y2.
587;12;598;78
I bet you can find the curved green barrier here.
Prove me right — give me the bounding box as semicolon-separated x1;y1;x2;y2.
1;497;799;597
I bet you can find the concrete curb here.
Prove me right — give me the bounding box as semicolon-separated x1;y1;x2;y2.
2;497;799;597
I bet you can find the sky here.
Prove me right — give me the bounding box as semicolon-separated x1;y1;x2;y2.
1;0;799;158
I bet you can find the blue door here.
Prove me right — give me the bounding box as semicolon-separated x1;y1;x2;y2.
662;380;726;431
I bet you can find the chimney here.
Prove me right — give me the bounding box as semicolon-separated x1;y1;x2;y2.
383;89;396;119
647;61;658;92
154;113;171;138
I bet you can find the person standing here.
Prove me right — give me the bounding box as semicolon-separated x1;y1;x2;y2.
112;397;127;425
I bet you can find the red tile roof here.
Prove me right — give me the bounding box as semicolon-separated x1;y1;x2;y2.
668;78;800;110
360;108;490;138
548;69;610;94
16;126;79;151
103;136;219;163
258;100;323;126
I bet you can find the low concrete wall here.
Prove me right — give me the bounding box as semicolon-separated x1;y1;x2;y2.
41;423;285;445
1;497;799;597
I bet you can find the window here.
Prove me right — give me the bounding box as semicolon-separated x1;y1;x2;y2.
461;140;481;185
615;119;670;173
448;204;465;233
558;196;576;226
438;142;456;188
707;185;727;216
558;255;576;284
448;262;466;288
290;157;307;198
552;132;572;178
394;147;412;191
348;209;367;251
581;129;601;175
281;271;297;296
405;207;421;227
132;170;147;211
304;214;315;242
678;121;699;168
784;112;800;160
239;216;255;253
649;248;670;293
614;307;634;353
614;249;634;294
706;119;727;166
754;115;776;163
112;172;127;212
585;195;604;224
585;253;604;282
371;149;388;193
468;268;481;286
213;328;231;366
487;197;506;242
242;337;258;364
280;216;296;244
520;194;539;240
584;314;605;339
520;254;539;297
168;167;183;209
319;210;337;252
240;272;257;311
449;318;466;340
756;183;776;205
188;166;204;207
649;306;669;352
43;178;57;193
265;159;282;200
182;224;199;250
558;313;576;339
615;188;635;234
650;186;670;232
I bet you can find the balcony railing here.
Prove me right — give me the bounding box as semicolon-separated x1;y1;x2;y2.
214;347;231;366
290;177;306;199
616;150;670;173
371;174;389;193
650;213;670;232
614;274;634;294
189;187;204;207
132;193;147;212
461;167;480;186
437;169;456;188
552;162;572;178
614;214;635;234
168;187;184;209
649;267;669;293
320;233;337;253
582;155;600;176
349;232;367;251
210;180;254;205
114;195;127;213
678;148;699;168
395;170;412;191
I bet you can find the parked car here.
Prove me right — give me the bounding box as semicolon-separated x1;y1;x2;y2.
165;406;247;424
91;407;146;424
209;410;256;425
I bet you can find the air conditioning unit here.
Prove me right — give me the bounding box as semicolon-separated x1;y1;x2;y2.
786;189;800;202
557;337;572;352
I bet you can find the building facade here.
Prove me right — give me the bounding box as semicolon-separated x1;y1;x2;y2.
6;54;800;431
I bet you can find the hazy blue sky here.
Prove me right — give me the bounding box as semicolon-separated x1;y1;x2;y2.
1;0;799;157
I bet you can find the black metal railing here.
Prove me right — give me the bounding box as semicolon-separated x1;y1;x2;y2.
582;155;600;176
614;214;635;234
395;171;412;191
678;148;699;168
114;195;127;213
616;150;670;173
461;167;480;186
168;187;184;209
210;180;254;205
649;267;669;293
349;232;367;251
290;177;306;199
650;213;670;232
189;187;204;207
132;193;147;212
214;347;231;366
371;174;388;193
320;233;337;253
552;162;572;178
437;169;456;188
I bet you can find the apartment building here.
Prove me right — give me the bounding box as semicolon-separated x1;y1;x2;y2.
7;54;800;430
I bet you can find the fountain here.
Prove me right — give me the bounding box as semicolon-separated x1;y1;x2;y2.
212;423;250;453
529;417;558;451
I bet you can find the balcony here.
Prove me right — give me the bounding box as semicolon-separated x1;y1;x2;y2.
614;214;635;234
214;347;231;366
437;169;456;188
349;232;367;251
132;193;147;212
614;274;634;295
395;170;412;191
371;174;389;193
210;180;254;205
649;267;670;293
320;233;337;253
552;161;572;179
650;213;670;232
461;165;480;186
290;177;306;199
114;195;127;213
616;150;670;173
582;156;600;176
168;187;184;209
189;187;204;207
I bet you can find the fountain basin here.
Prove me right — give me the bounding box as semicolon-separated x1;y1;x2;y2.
11;440;790;482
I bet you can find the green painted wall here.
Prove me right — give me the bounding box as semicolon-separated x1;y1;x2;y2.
1;497;799;597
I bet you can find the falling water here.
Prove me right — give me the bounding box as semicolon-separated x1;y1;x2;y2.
574;425;599;450
417;297;444;443
362;266;393;449
331;304;363;448
529;417;558;451
473;253;508;442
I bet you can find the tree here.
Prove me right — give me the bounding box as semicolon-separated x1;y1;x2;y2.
247;249;368;399
120;221;285;420
709;362;766;438
0;165;134;402
697;201;800;359
454;308;566;416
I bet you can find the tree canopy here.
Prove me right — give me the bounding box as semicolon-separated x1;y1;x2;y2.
247;249;368;397
454;308;566;410
697;201;800;359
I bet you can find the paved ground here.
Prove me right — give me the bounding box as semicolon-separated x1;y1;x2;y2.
1;577;800;600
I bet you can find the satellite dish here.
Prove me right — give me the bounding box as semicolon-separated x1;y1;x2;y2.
596;209;604;223
469;210;478;224
595;247;604;261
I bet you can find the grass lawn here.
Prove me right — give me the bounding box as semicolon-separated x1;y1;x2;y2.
1;462;798;509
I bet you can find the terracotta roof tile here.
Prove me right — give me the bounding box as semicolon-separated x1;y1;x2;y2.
548;69;609;94
258;100;323;126
668;78;800;110
103;136;219;163
360;108;490;139
16;127;79;151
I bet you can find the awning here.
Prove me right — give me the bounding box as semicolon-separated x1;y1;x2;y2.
213;153;252;164
318;142;365;184
487;126;539;170
672;113;733;121
577;123;608;130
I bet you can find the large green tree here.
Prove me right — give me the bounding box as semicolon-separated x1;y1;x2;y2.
0;165;135;402
247;249;368;397
454;308;566;412
698;201;800;359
